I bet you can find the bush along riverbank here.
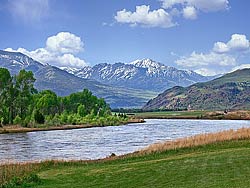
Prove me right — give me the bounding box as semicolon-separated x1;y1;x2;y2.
2;128;250;187
0;115;145;134
0;68;143;133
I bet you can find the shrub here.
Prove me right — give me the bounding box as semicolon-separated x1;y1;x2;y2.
13;115;22;125
60;111;68;124
77;104;86;117
50;114;61;126
34;110;45;124
0;117;4;127
43;115;53;126
21;116;32;127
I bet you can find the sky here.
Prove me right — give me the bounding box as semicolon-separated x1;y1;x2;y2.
0;0;250;76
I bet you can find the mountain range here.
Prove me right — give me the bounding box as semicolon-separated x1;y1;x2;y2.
0;50;156;108
0;50;214;108
62;59;212;92
143;68;250;111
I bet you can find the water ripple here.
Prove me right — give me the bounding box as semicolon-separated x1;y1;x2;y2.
1;119;250;162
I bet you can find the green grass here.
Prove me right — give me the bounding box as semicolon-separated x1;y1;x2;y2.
23;139;250;188
134;111;206;118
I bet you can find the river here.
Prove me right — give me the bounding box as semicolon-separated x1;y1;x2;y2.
1;119;250;163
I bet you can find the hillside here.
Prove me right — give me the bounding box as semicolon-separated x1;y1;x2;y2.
63;59;212;92
143;69;250;110
0;50;156;108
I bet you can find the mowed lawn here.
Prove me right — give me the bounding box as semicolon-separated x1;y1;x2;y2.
35;139;250;188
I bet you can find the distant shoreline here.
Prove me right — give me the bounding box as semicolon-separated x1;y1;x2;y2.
133;110;250;121
0;118;145;134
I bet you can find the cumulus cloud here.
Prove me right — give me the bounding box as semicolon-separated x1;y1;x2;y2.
176;52;236;75
5;32;88;68
161;0;229;20
213;42;229;53
8;0;49;23
46;32;84;54
227;34;250;51
175;34;250;76
114;5;175;28
57;54;86;68
183;6;197;20
176;52;236;76
161;0;229;12
114;1;229;28
213;34;250;53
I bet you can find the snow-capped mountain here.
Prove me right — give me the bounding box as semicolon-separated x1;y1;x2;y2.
68;59;212;92
60;67;81;74
0;50;157;108
0;50;44;75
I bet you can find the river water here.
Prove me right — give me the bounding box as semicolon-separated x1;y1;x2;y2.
1;119;250;163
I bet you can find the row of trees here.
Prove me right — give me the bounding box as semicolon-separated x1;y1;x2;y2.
0;68;122;127
0;68;36;125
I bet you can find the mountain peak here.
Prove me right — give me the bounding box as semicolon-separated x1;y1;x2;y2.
0;50;44;74
64;58;211;92
129;58;165;69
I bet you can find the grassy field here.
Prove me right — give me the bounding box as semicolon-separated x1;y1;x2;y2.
133;110;250;120
3;128;250;188
133;110;206;119
33;140;250;187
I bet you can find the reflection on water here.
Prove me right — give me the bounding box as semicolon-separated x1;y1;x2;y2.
1;119;250;163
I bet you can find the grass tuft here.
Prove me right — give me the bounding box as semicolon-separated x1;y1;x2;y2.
140;127;250;154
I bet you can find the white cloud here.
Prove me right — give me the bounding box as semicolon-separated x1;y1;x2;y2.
194;68;220;77
160;0;228;21
161;0;185;9
114;1;229;28
176;52;236;67
57;54;86;68
8;0;49;23
5;32;88;68
161;0;229;12
213;34;250;53
227;34;250;51
175;51;236;76
213;42;229;53
175;33;250;76
183;6;197;20
46;32;84;54
114;5;175;28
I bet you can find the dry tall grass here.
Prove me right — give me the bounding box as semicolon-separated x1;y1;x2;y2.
0;163;40;185
2;127;250;185
0;159;89;186
0;161;42;185
140;127;250;154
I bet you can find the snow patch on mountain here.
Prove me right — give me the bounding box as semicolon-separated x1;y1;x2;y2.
62;58;211;92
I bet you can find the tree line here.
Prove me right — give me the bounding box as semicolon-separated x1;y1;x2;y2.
0;68;125;127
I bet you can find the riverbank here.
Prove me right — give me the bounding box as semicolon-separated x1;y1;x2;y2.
2;128;250;187
133;110;250;120
0;118;145;134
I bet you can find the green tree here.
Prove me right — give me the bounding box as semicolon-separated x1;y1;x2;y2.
36;90;59;116
34;110;45;124
0;68;14;124
77;104;87;117
15;70;36;119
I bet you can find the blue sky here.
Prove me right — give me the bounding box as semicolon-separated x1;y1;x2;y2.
0;0;250;75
